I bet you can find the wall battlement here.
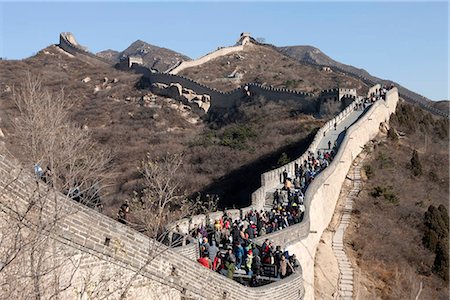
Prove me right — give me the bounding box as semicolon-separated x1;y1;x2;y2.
58;32;111;65
0;86;397;300
138;68;317;112
0;154;305;300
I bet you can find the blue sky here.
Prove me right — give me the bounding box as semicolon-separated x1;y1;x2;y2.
0;1;448;100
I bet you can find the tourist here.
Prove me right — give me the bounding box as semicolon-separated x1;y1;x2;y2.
117;201;129;224
209;240;219;262
225;247;236;279
279;255;288;278
197;252;212;269
245;249;253;276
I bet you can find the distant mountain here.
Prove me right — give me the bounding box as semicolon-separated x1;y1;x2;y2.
278;46;371;78
96;49;120;62
278;46;448;117
97;40;190;72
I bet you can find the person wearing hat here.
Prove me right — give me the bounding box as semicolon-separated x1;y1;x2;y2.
224;247;236;279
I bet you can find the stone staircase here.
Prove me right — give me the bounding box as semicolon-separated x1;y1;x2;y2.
332;158;364;299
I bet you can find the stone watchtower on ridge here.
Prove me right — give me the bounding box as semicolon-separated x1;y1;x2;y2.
236;32;251;46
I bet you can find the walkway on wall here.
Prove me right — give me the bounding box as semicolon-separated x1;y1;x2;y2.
318;105;370;152
332;156;364;299
263;103;371;209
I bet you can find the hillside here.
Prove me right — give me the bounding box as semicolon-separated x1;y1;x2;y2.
278;45;372;79
345;102;449;299
177;43;369;95
0;44;323;215
97;40;191;72
279;45;448;116
431;100;450;113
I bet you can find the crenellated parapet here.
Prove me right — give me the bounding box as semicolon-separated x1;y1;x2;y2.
0;86;399;300
0;154;305;300
137;68;317;113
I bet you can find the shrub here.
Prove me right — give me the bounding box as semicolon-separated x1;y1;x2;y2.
410;149;422;176
370;185;399;204
364;165;374;179
383;190;399;204
433;238;449;282
370;186;384;198
423;205;449;282
220;125;257;150
376;152;393;169
387;127;398;141
277;152;290;167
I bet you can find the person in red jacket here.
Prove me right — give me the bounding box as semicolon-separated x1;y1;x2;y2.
197;252;212;269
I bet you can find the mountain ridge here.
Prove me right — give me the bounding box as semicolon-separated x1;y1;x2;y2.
97;39;190;72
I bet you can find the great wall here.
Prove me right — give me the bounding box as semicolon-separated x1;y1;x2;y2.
58;31;446;118
0;32;432;300
0;84;399;300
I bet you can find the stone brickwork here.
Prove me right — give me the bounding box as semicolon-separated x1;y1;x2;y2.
168;44;246;75
286;88;399;300
0;155;305;300
136;69;316;113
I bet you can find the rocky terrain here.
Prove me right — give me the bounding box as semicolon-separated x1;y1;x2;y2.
0;35;447;299
0;43;323;215
345;103;449;299
178;43;368;94
97;40;190;72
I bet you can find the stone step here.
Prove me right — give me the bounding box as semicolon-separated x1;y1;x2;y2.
339;291;353;298
340;284;353;291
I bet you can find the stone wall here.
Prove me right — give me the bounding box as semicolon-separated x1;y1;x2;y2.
286;87;399;300
367;83;381;97
140;70;316;112
169;45;245;75
251;97;361;211
58;32;111;65
0;155;305;300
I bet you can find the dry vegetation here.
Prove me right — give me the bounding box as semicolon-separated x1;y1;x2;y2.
346;102;449;299
179;43;368;94
0;45;324;217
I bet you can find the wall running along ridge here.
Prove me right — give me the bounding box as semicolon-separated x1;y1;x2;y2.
168;45;245;74
136;68;316;112
0;87;397;300
167;37;251;74
58;32;112;65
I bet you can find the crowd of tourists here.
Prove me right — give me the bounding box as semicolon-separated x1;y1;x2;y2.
191;212;301;286
191;146;338;285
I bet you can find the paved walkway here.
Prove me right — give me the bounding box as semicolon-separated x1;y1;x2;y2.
318;105;370;152
332;157;364;300
263;104;371;208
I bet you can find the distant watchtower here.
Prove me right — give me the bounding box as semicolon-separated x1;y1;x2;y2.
128;55;143;68
236;32;251;46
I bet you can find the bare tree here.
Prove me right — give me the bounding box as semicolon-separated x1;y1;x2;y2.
115;152;192;299
0;73;112;300
13;73;111;208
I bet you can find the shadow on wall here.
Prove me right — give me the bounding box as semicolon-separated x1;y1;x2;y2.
195;130;317;209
